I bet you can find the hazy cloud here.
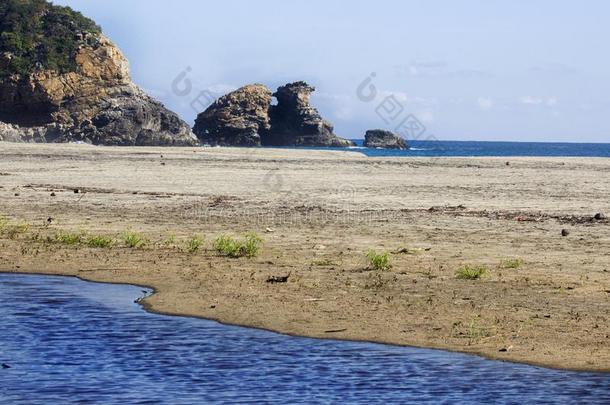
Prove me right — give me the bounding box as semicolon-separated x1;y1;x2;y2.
477;97;494;111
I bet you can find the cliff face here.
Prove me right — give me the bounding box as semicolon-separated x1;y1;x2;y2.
193;81;354;147
0;0;197;146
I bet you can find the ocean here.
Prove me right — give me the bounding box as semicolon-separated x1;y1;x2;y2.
342;140;610;158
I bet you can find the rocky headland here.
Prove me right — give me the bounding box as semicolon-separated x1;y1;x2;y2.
0;0;197;146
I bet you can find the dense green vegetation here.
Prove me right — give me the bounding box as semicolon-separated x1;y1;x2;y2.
0;0;101;78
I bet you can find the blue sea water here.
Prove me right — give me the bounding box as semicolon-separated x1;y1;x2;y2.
1;274;609;404
313;140;610;158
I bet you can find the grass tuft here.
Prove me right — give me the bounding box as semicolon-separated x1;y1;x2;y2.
501;258;524;269
54;231;83;245
163;233;177;248
455;265;488;280
185;235;204;253
122;230;147;249
213;232;263;258
365;250;392;271
1;221;31;239
86;235;114;248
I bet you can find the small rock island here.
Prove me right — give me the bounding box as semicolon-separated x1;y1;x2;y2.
363;130;409;150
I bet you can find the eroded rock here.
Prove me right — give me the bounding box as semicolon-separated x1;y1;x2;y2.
193;81;354;147
363;129;409;150
267;82;354;147
192;84;272;146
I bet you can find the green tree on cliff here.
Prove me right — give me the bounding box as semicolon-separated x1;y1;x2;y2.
0;0;101;78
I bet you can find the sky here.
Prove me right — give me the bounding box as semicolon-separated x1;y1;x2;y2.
54;0;610;143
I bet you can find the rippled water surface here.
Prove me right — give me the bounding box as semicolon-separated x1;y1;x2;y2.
290;140;610;157
1;274;608;404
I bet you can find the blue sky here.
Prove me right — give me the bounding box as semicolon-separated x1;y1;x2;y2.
55;0;610;142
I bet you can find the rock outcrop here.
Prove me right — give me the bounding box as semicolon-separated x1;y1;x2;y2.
363;129;409;150
193;84;272;146
266;82;354;147
193;81;354;147
0;0;197;146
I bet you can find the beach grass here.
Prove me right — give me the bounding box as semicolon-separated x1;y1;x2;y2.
1;221;31;239
365;250;392;271
455;265;488;280
501;258;524;269
54;230;83;245
122;230;147;249
163;233;177;247
185;235;204;253
213;232;263;258
86;234;115;248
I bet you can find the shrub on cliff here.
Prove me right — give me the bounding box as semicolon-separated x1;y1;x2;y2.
0;0;101;78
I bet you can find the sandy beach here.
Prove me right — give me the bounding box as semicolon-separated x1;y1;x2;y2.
0;142;608;372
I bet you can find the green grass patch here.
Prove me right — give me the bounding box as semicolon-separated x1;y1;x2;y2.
86;234;114;248
185;235;204;253
365;250;392;271
501;258;524;269
1;221;30;239
213;232;263;258
54;230;83;245
163;233;177;247
122;230;147;249
455;265;488;280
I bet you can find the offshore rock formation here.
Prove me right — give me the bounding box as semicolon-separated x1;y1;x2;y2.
193;81;354;147
266;82;354;147
363;129;409;150
192;84;272;147
0;0;197;146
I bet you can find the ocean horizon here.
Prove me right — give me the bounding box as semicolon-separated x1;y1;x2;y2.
329;139;610;158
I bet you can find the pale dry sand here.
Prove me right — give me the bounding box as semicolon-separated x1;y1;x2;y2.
0;142;609;371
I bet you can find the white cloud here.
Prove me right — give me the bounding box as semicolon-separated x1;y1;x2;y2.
520;96;543;105
417;110;435;123
520;96;559;107
546;97;558;106
477;97;494;111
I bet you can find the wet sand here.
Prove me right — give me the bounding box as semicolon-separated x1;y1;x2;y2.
0;142;609;371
